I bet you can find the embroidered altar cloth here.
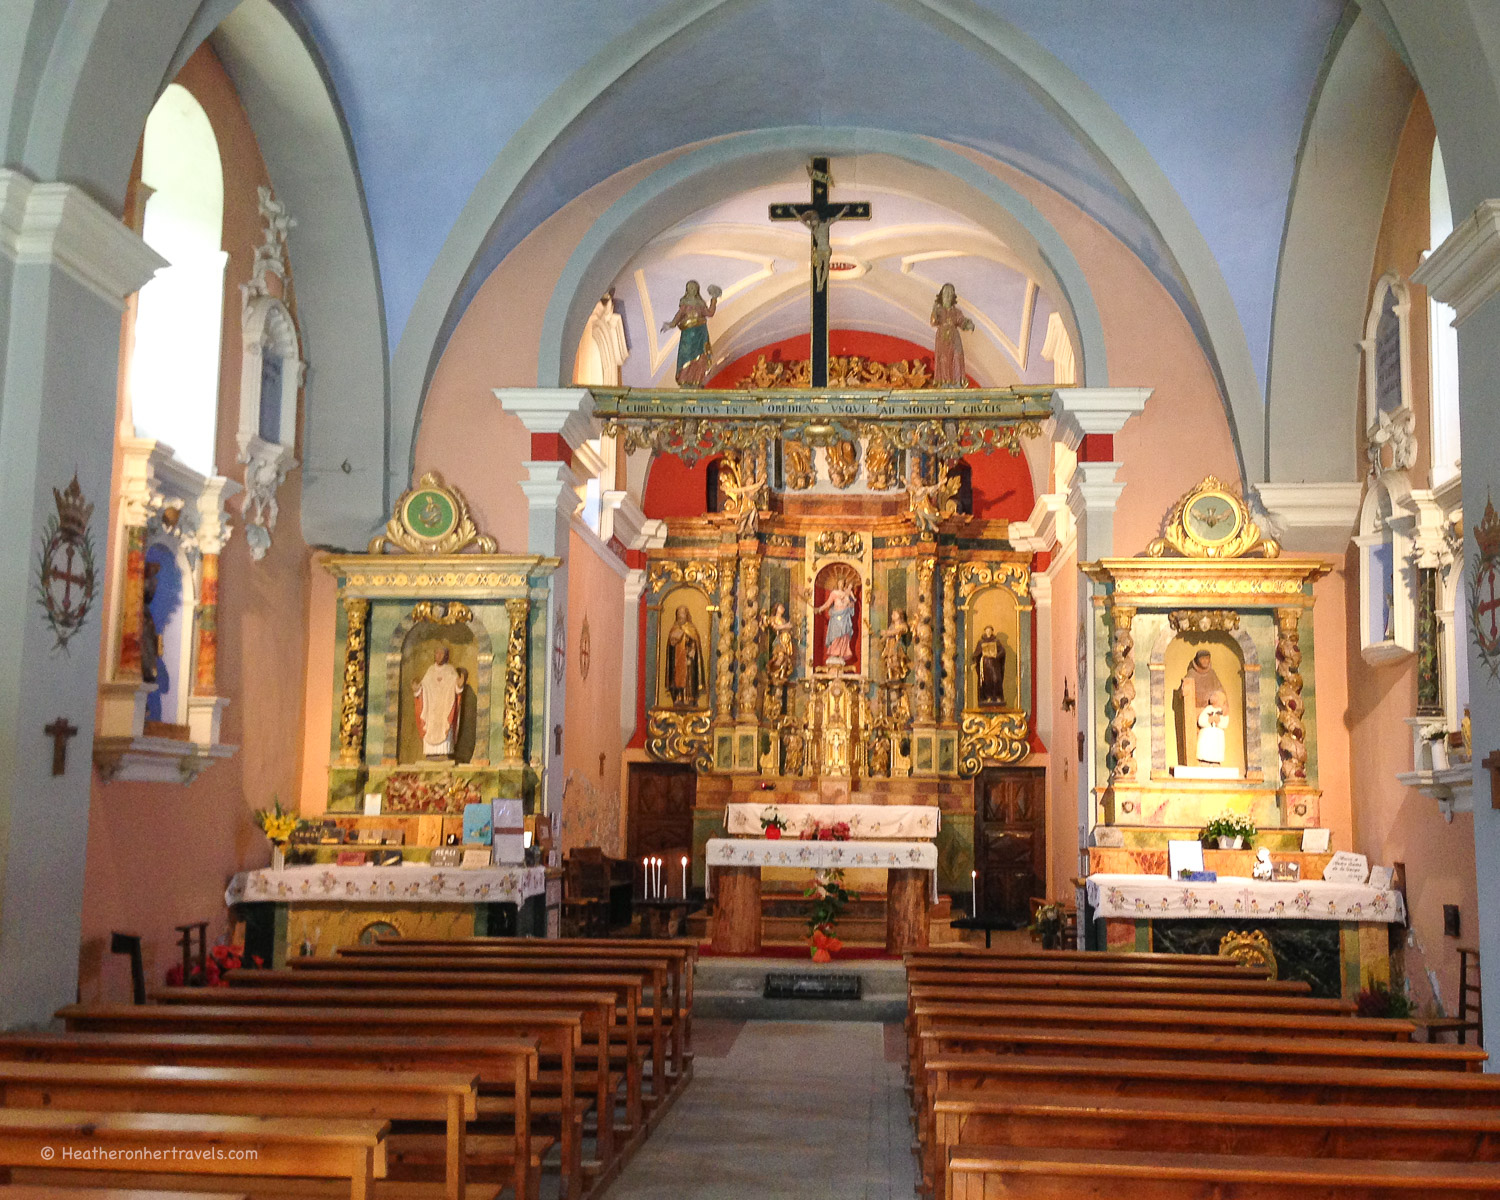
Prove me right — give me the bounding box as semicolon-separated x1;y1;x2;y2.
724;802;939;839
705;837;939;900
227;864;547;907
1086;873;1406;924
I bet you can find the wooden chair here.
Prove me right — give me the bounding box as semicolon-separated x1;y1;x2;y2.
1421;945;1484;1046
562;851;609;938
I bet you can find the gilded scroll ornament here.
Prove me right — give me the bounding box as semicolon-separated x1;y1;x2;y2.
907;461;960;535
865;432;899;491
736;556;761;720
915;558;936;722
648;559;719;594
409;600;475;626
369;472;498;555
337;597;370;767
502;598;530;763
1275;607;1308;783
647;708;713;771
1168;609;1240;633
957;561;1031;601
958;710;1030;776
940;565;958;724
781;439;816;489
826;439;860;488
813;530;864;557
1108;605;1138;782
735;354;935;390
1146;477;1280;560
1218;929;1278;979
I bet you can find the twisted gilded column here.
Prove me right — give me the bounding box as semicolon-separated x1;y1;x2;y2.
736;555;761;720
336;597;370;767
915;557;936;722
1275;607;1307;783
940;564;957;723
1107;604;1137;781
503;597;530;763
715;563;737;720
192;552;219;694
115;525;148;679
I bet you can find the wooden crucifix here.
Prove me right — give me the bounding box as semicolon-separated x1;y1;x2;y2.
769;156;871;387
1484;749;1500;809
45;716;78;776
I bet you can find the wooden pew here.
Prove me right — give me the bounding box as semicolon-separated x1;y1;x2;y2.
906;947;1249;967
0;1189;247;1199
905;967;1314;996
251;964;663;1119
904;953;1268;980
908;983;1353;1014
0;1061;482;1200
0;1109;388;1200
53;1010;583;1200
147;986;622;1168
342;942;696;1072
945;1145;1500;1199
0;1033;540;1200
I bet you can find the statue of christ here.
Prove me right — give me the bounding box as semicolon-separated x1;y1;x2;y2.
413;644;463;758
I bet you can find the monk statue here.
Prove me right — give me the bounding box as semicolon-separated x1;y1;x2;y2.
1178;649;1226;765
972;625;1006;707
665;606;705;707
414;644;464;758
660;280;721;387
930;282;975;386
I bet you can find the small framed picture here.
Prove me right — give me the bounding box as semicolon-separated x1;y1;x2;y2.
430;847;462;868
335;850;367;867
1168;839;1205;879
1271;861;1301;882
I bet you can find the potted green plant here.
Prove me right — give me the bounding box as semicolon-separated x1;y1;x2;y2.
1199;812;1256;850
1029;902;1066;950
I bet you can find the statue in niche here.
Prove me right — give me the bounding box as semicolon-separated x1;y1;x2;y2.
869;725;892;777
1177;649;1225;766
930;283;975;386
812;566;860;666
140;560;163;684
764;602;796;688
665;606;705;707
413;644;464;758
878;608;910;683
972;624;1007;707
827;440;860;488
865;434;899;490
782;439;815;490
783;723;807;776
660;280;721;387
1196;691;1229;765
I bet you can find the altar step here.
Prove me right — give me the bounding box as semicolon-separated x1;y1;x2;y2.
692;955;909;1021
686;891;962;947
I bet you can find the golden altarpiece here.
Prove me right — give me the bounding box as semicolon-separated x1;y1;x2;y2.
599;382;1048;895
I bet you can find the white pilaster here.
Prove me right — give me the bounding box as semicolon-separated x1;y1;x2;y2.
1253;482;1363;554
1049;386;1151;449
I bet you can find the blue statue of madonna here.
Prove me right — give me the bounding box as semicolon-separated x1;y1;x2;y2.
661;280;721;386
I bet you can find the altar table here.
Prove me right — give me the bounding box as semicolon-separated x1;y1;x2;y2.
723;802;940;839
227;865;548;965
1085;873;1407;924
704;838;938;955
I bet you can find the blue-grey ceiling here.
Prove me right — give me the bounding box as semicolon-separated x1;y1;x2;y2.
291;0;1344;394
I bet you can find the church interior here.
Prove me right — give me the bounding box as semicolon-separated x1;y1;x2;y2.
7;2;1500;1196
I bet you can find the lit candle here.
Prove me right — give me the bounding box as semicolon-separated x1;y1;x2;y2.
681;855;689;899
971;870;978;918
653;857;661;899
643;857;649;898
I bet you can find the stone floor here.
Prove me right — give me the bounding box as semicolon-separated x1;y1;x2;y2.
605;1020;917;1199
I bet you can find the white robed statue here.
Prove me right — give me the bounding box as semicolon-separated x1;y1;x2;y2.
413;644;463;758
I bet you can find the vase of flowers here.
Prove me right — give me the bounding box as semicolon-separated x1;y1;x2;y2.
1199;812;1256;851
805;868;850;962
760;810;787;840
254;798;298;870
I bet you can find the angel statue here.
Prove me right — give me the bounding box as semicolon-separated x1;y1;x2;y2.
718;453;766;534
661;280;722;386
877;608;910;684
763;602;797;689
930;282;975;386
907;460;961;535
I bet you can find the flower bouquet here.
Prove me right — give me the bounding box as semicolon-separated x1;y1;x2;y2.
1199;811;1256;850
804;868;851;961
760;809;788;840
800;820;851;842
254;797;298;869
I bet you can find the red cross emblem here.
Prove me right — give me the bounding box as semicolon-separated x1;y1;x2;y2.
1477;561;1500;654
35;474;97;651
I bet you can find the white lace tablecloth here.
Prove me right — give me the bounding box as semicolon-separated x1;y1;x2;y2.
724;802;939;839
226;865;547;907
1086;873;1406;924
705;837;939;900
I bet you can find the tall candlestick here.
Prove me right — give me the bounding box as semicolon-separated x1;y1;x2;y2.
970;870;977;918
681;855;689;899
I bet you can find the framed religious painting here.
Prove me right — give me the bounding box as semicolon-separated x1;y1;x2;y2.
1182;486;1243;551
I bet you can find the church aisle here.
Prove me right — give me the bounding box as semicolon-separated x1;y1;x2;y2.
606;1021;916;1199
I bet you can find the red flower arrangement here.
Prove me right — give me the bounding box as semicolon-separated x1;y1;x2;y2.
809;926;844;963
800;820;851;842
164;943;263;988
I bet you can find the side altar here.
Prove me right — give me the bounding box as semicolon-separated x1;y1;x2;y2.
229;474;560;961
1080;479;1396;997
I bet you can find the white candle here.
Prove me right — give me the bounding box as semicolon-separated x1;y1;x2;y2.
643;857;649;898
653;857;661;899
681;855;689;899
971;870;978;918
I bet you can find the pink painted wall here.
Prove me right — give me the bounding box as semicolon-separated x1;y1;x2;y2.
1346;94;1476;1015
78;45;314;1001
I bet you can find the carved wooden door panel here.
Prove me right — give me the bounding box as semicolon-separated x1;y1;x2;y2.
626;763;697;862
975;766;1046;924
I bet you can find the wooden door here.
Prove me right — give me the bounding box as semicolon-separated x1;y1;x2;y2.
626;762;696;863
974;765;1046;924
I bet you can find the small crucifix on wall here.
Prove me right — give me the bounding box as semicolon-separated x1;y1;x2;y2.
45;716;79;777
1484;749;1500;809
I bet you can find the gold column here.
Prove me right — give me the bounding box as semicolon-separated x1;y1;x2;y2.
940;564;958;724
715;561;737;721
915;557;936;722
115;525;148;679
336;596;370;767
1107;604;1137;782
192;552;219;695
736;553;761;721
1275;607;1308;783
503;597;530;763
